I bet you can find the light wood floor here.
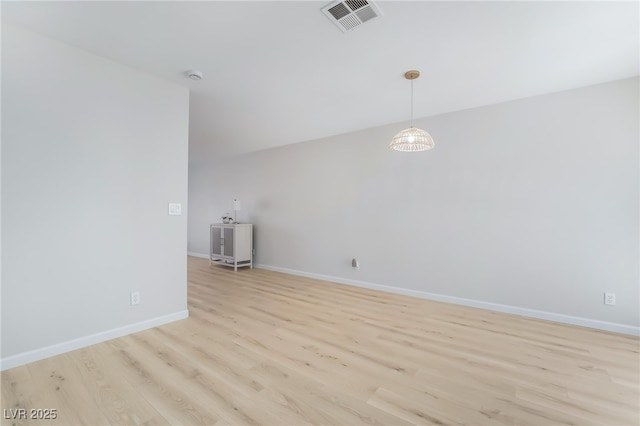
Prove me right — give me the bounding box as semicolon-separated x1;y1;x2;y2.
2;256;639;425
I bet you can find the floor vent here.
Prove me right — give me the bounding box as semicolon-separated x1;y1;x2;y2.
322;0;382;33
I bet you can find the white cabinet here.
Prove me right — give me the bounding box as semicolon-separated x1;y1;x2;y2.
210;223;253;271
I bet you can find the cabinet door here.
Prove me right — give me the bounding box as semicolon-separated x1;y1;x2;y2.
212;227;222;256
223;227;234;257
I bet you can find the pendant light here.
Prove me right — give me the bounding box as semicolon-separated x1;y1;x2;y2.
389;70;435;152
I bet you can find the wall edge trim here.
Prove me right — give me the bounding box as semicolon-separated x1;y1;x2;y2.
254;263;639;336
187;251;209;259
1;310;190;371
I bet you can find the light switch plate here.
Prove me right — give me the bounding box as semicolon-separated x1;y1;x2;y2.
168;202;182;216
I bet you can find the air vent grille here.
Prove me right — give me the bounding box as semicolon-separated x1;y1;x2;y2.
355;6;377;23
345;0;369;11
328;2;350;20
322;0;382;33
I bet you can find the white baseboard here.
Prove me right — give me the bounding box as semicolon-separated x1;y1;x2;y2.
188;251;209;259
255;264;639;336
1;310;189;371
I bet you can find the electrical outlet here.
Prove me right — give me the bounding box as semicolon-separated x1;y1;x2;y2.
131;291;140;306
604;292;616;306
352;258;360;269
168;202;181;216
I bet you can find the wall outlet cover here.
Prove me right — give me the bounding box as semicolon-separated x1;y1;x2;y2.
604;292;616;306
131;291;141;306
168;202;182;215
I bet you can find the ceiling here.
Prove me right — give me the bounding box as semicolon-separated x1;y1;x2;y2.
3;1;639;164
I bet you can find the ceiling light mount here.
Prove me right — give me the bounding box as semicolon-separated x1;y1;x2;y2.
404;70;420;80
186;70;203;81
389;69;435;152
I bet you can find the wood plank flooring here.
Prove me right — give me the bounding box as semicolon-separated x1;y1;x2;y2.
2;256;639;425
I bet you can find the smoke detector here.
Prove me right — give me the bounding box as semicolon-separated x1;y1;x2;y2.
186;70;203;81
322;0;382;33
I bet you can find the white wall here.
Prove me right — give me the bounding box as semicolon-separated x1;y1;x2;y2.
1;24;190;367
189;77;639;333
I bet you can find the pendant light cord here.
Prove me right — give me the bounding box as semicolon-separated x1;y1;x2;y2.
410;78;414;128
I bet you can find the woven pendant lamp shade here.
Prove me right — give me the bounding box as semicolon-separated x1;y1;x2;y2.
390;127;435;152
389;70;435;152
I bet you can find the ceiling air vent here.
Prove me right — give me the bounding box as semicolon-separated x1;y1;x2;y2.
322;0;382;33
